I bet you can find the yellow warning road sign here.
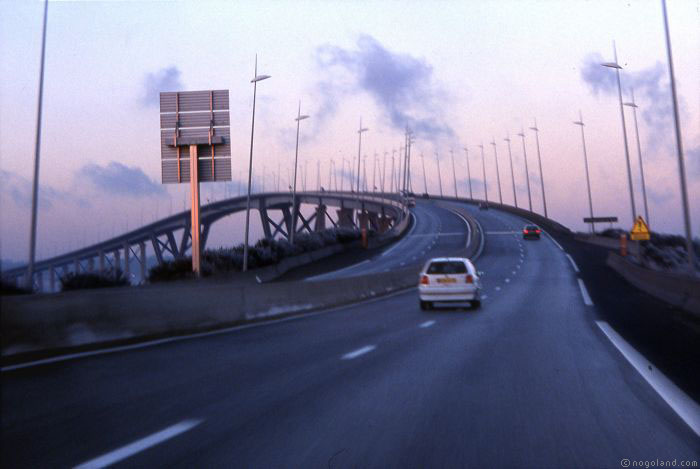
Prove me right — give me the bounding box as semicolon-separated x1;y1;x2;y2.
630;216;650;241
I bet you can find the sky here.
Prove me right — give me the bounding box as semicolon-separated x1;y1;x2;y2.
1;0;699;263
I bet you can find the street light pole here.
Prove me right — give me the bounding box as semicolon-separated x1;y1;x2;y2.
421;152;428;195
624;89;650;225
463;147;473;200
574;111;596;233
662;0;695;274
490;138;503;204
27;0;49;291
356;119;369;193
372;152;378;191
381;151;388;193
450;149;458;198
530;119;548;218
243;55;271;272
435;152;444;197
602;43;636;224
517;129;533;212
290;103;309;245
479;144;488;202
504;134;517;208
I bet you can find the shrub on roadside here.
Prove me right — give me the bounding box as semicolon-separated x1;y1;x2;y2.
60;270;129;291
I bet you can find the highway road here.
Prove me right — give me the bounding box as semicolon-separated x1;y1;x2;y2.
2;200;698;467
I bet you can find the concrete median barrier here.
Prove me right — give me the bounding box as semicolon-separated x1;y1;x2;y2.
607;252;700;317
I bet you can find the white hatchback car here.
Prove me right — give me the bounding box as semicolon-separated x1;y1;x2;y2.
418;257;482;310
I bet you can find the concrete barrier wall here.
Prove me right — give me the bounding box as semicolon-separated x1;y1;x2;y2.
607;252;700;317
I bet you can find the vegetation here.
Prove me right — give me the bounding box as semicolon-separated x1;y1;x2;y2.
0;280;31;296
149;227;366;283
60;270;129;291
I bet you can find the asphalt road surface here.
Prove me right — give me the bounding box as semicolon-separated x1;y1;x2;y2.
2;200;698;468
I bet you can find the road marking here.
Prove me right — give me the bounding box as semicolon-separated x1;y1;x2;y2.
400;262;405;266
566;253;580;273
547;233;564;251
341;345;376;360
505;278;510;283
448;209;472;249
596;321;700;438
408;232;466;237
512;270;516;275
481;294;488;300
380;213;417;258
516;264;521;269
495;286;501;291
419;320;436;328
74;419;202;469
485;231;518;234
305;259;370;281
577;278;594;306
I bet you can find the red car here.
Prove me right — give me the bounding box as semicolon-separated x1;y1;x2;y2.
522;225;541;240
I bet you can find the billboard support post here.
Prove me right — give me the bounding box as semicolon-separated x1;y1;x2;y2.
189;144;201;274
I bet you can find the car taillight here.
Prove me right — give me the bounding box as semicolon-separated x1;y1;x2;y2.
465;274;473;284
536;229;541;234
523;229;528;234
420;275;429;285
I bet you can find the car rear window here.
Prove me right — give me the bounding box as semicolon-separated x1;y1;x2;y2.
526;225;538;230
427;261;467;274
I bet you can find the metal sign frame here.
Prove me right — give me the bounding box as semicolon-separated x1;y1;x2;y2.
159;90;231;274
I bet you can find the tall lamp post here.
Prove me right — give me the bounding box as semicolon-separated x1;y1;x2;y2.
463;147;473;199
243;56;270;272
530;119;548;218
574;111;596;233
450;149;458;198
290;102;309;245
602;43;636;224
356;120;369;193
435;152;444;197
662;0;695;274
517;129;533;212
421;152;428;195
490;139;503;204
27;0;49;290
504;134;518;207
624;89;650;225
479;143;488;202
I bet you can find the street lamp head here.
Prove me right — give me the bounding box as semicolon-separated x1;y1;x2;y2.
517;132;525;137
529;126;538;132
504;137;510;142
573;121;584;126
251;74;271;83
601;62;622;70
295;114;310;121
623;102;638;108
358;127;369;133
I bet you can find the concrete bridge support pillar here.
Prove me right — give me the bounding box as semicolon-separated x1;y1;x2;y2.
378;215;393;234
99;251;105;273
123;243;130;283
50;266;55;292
140;242;147;284
314;205;327;232
37;271;44;292
337;208;355;228
74;258;80;275
367;211;380;231
114;250;121;277
88;257;94;273
358;211;369;231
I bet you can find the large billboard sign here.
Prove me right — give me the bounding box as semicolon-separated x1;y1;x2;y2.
159;90;231;183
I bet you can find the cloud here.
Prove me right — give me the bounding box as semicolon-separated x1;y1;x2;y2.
312;35;454;141
0;169;87;210
142;66;184;107
580;53;673;147
77;162;166;197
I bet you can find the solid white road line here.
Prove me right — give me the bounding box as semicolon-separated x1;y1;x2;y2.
577;278;594;306
341;345;376;360
448;209;472;249
596;321;700;438
74;419;202;469
546;232;564;251
566;253;580;273
485;231;519;235
306;259;370;280
419;320;436;328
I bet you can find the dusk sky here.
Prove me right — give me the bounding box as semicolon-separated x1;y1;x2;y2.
1;0;698;263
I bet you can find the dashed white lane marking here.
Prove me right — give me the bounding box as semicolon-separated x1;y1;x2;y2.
596;321;700;438
505;278;510;283
512;271;516;275
566;253;580;273
342;345;376;360
400;262;405;266
74;419;202;469
481;294;488;300
577;278;594;306
420;251;425;255
516;264;521;269
419;320;436;328
495;286;501;291
485;231;519;234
